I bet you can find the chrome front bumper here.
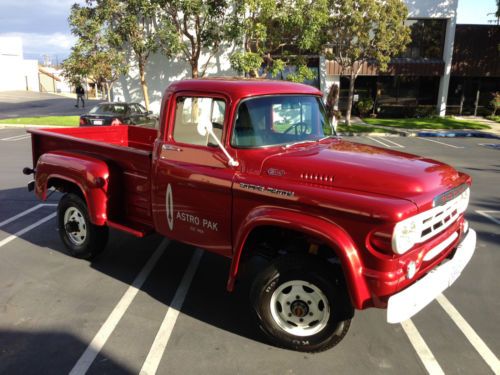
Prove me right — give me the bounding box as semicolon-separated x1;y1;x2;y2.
387;229;476;324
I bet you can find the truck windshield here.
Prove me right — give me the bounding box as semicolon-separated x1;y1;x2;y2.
231;95;334;148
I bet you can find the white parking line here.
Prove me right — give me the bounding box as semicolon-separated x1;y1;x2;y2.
367;136;394;148
401;319;445;374
0;134;30;141
139;248;203;375
0;203;57;228
0;213;57;248
419;138;464;149
436;294;500;373
69;238;170;375
380;137;405;148
476;210;500;225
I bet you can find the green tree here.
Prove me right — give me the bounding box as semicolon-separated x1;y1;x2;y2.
230;0;328;82
70;0;179;110
324;0;411;125
156;0;238;78
63;5;128;101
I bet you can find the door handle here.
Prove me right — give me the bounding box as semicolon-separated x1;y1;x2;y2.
162;144;182;152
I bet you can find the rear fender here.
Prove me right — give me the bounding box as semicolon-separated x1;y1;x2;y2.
228;207;371;309
35;151;109;225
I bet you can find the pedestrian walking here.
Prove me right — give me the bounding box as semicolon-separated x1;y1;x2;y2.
75;85;85;108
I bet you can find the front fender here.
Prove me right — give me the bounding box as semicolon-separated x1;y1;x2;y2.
228;206;371;309
35;151;109;225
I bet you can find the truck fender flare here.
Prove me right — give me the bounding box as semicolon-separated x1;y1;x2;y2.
227;207;370;310
35;151;109;225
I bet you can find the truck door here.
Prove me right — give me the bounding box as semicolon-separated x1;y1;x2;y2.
152;94;235;256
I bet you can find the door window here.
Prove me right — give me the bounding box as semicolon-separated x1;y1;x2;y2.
173;97;226;146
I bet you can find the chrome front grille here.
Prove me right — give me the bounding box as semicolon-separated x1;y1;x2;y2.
417;187;469;244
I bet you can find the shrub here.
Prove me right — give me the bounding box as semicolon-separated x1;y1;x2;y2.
356;97;374;116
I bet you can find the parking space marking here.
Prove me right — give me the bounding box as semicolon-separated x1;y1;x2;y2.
419;138;464;149
380;137;405;148
367;137;395;148
69;238;170;375
0;212;57;248
0;134;30;141
0;203;57;228
139;248;203;375
401;319;445;374
436;294;500;373
476;210;500;226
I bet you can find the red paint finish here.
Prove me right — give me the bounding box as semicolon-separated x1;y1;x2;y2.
27;79;473;312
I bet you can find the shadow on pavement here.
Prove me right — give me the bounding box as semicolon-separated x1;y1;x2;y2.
0;329;134;375
0;186;268;373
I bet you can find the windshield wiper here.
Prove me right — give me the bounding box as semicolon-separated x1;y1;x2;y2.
317;135;338;142
284;139;319;149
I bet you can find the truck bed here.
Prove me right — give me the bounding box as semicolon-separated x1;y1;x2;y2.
29;125;157;152
28;125;158;230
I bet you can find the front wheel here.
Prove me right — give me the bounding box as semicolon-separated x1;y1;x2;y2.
57;193;108;259
250;255;353;352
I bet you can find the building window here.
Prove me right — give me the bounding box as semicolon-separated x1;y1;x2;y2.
400;19;447;60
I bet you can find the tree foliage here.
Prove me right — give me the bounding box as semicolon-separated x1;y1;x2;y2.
62;4;128;101
156;0;238;78
324;0;411;124
230;0;328;81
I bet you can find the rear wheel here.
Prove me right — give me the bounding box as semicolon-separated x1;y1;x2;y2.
57;193;108;259
250;254;353;352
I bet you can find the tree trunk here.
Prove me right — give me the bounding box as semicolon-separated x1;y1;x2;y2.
105;82;111;102
192;62;199;78
345;74;356;126
138;61;150;111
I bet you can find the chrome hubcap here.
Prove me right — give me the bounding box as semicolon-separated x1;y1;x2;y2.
64;207;87;245
270;280;330;337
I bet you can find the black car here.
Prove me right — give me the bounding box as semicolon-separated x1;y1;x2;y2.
79;102;158;127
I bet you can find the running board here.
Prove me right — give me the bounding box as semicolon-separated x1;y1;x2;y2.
107;220;153;238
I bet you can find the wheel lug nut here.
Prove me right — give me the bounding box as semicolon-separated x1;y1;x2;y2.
307;301;311;304
309;312;313;316
299;318;304;322
286;302;290;305
288;313;292;317
296;295;300;299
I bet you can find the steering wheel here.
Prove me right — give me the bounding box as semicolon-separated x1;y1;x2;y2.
283;122;311;136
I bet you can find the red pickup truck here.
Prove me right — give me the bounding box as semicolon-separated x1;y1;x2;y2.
25;78;476;352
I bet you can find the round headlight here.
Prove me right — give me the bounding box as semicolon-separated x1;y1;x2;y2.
392;216;421;254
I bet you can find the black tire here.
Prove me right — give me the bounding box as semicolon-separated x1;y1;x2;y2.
57;193;108;259
250;254;353;352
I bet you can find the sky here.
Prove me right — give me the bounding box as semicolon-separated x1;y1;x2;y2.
0;0;498;62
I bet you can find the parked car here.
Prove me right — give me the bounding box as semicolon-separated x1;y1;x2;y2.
79;102;158;127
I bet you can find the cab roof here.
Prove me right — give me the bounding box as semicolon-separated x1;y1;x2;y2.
166;77;322;100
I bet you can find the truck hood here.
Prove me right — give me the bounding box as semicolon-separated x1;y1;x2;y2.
261;140;463;204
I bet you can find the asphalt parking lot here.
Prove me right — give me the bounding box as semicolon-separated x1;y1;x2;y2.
0;128;499;375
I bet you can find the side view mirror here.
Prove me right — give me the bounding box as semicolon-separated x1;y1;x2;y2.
197;118;239;167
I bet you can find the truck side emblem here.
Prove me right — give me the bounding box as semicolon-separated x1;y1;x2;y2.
267;168;285;177
166;184;174;230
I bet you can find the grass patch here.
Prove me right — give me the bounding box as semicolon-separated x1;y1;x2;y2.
337;124;395;133
487;115;500;123
0;116;79;126
363;117;491;130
